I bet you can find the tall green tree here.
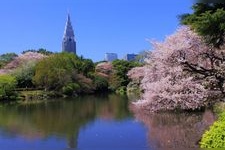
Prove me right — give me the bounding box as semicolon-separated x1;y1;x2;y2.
180;3;225;48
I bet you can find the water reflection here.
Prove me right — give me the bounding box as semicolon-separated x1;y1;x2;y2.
131;105;216;150
0;94;216;149
0;94;131;149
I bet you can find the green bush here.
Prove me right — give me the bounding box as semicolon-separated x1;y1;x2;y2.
200;112;225;148
0;75;17;100
33;53;94;92
62;83;80;96
12;61;36;88
115;86;127;95
110;59;141;91
0;53;17;68
94;76;108;92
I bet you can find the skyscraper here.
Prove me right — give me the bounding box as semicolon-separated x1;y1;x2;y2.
62;14;76;54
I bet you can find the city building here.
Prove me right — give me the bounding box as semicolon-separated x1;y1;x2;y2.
124;54;138;61
62;14;76;54
105;53;118;62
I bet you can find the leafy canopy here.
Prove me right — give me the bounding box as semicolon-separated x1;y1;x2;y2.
110;59;141;91
0;75;17;100
0;53;17;68
22;48;53;55
33;52;94;91
12;61;36;88
180;3;225;48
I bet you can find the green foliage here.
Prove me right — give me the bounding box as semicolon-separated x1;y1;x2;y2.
127;81;141;95
33;53;94;93
200;112;225;148
0;75;17;100
12;61;36;88
22;48;53;55
115;86;127;95
0;53;17;68
195;0;225;3
33;53;76;90
62;83;80;96
110;60;141;91
78;57;95;77
19;90;56;101
213;102;225;115
180;3;225;48
94;76;109;92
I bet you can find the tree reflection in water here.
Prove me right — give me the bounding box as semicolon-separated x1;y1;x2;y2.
131;105;216;150
0;94;131;149
0;94;215;149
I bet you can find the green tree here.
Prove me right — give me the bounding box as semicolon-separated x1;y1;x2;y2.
180;3;225;48
195;0;224;3
33;53;94;93
37;48;53;55
34;53;76;90
78;58;95;77
22;48;53;55
110;60;141;91
0;53;17;68
0;75;17;100
62;83;81;96
12;61;36;88
94;76;109;92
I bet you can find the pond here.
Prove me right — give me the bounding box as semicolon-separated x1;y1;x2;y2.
0;94;215;149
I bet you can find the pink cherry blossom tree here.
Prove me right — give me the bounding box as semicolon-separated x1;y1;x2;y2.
132;26;225;112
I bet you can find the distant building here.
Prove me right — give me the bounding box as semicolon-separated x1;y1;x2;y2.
62;14;76;54
124;54;138;61
105;53;118;62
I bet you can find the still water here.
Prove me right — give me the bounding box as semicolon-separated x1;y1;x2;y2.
0;94;215;149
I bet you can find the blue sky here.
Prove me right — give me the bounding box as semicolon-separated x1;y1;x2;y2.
0;0;193;62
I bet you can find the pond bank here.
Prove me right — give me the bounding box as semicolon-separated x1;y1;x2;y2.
18;90;61;101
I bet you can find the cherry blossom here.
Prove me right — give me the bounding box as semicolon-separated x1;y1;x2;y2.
133;26;224;112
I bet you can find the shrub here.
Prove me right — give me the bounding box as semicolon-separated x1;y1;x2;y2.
33;53;94;92
0;75;17;100
62;83;80;96
109;60;141;91
12;60;36;88
200;112;225;148
33;53;77;90
115;86;127;95
0;53;17;68
94;76;108;92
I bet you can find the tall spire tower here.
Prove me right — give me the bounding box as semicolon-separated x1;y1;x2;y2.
62;14;76;54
